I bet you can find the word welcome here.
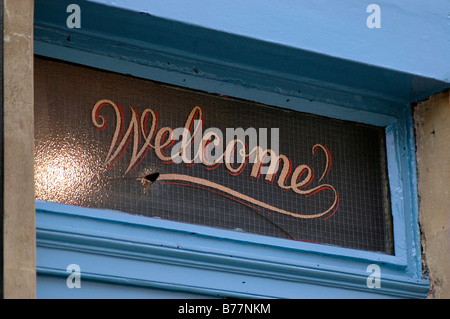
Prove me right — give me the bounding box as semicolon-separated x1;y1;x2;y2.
92;99;339;219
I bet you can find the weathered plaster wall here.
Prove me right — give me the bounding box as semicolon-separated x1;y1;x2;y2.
3;0;35;298
414;90;450;298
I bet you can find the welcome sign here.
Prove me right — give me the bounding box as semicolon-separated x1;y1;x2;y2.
92;99;338;220
34;58;394;254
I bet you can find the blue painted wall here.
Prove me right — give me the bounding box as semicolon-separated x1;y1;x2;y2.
90;0;450;83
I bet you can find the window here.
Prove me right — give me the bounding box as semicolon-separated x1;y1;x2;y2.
35;57;394;255
34;0;430;298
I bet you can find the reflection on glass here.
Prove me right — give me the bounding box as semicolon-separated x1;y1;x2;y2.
34;136;101;205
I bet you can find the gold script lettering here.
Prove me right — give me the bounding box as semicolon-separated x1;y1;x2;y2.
92;99;339;219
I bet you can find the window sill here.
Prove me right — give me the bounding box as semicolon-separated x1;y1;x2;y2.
36;201;429;298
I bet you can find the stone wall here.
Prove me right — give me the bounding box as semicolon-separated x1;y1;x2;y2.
3;0;35;298
414;89;450;298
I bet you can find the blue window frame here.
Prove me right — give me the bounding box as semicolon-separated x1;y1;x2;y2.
34;0;447;298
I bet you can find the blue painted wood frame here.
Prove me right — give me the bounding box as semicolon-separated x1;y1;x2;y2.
34;0;445;298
